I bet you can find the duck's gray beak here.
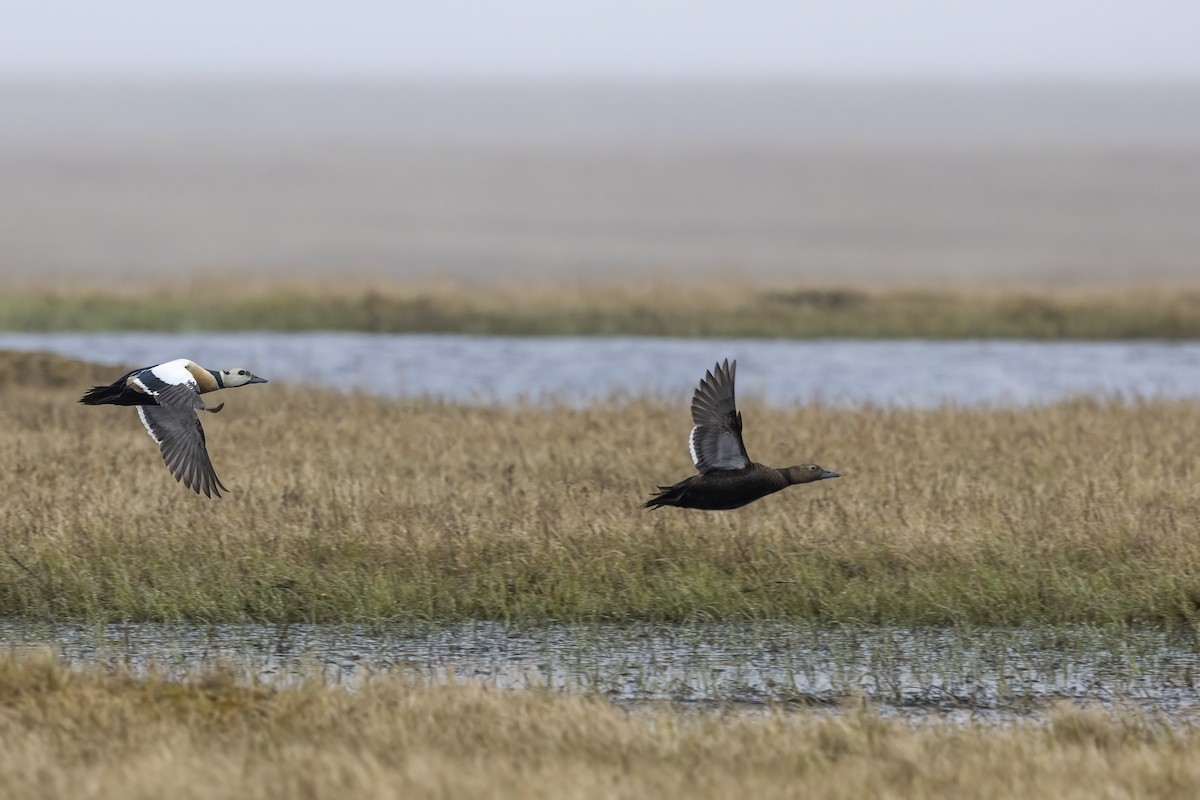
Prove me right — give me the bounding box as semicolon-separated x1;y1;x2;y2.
249;375;268;384
819;470;841;480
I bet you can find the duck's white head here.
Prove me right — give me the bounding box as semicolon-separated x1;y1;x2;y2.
210;368;268;389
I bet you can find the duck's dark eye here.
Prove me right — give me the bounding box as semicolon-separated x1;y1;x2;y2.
238;370;247;376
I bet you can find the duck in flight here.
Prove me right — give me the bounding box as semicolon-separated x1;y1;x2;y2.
80;359;267;498
642;359;839;510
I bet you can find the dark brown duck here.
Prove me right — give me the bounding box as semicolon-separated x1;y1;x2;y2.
642;359;839;510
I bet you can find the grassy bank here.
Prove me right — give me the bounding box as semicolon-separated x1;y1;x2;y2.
1;652;1197;799
4;282;1200;338
2;351;1199;625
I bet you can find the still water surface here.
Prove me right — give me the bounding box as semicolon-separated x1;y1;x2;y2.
3;332;1199;407
5;621;1199;721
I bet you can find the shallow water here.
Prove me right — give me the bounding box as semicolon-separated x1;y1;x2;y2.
4;332;1200;407
5;621;1199;721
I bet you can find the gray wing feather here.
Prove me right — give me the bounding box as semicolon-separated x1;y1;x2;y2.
136;405;228;498
151;382;208;411
688;359;751;473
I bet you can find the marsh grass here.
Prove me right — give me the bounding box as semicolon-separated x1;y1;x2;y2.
2;350;1200;625
1;651;1198;799
5;281;1200;338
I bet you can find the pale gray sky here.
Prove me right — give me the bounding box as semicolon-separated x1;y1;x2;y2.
4;0;1200;82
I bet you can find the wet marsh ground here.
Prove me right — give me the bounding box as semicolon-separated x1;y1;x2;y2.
5;350;1200;796
5;281;1200;338
7;620;1200;719
3;651;1200;799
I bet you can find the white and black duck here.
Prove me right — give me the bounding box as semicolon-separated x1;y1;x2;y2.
80;359;267;498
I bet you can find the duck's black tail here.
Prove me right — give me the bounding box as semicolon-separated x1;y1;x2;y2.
640;478;691;510
79;381;122;405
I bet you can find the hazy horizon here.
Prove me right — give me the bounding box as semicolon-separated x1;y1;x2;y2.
5;0;1198;287
3;81;1198;287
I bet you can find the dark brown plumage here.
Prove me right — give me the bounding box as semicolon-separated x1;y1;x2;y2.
642;359;839;510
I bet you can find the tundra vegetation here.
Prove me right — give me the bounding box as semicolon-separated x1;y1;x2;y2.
1;651;1199;800
1;350;1198;627
3;281;1200;338
4;351;1200;798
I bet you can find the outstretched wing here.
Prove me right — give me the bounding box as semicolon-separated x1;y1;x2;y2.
136;406;228;498
127;362;208;411
688;359;750;473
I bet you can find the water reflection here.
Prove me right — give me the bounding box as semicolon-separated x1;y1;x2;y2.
5;620;1199;720
2;332;1199;406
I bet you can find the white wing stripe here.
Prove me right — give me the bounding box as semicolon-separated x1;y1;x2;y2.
688;426;700;467
136;406;162;444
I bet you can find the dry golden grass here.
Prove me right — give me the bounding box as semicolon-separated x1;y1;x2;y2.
4;280;1200;338
2;350;1200;624
0;651;1198;800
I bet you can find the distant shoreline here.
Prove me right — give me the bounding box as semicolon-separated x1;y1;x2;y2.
3;282;1199;339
